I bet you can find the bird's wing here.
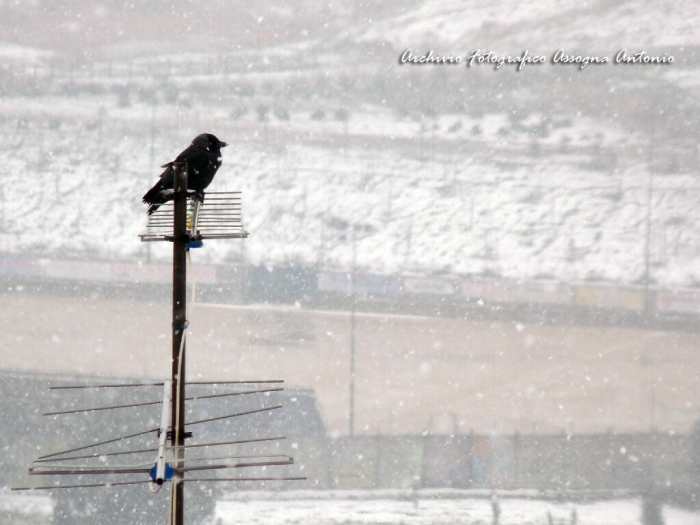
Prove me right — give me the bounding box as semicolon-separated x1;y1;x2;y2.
158;163;175;187
160;141;200;168
174;144;202;164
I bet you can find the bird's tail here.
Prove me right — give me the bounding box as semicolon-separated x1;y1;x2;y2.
143;180;166;215
142;180;162;204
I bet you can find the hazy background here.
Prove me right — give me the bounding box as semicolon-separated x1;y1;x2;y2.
1;1;700;524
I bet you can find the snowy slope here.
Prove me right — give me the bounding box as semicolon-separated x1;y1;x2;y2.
0;0;697;289
355;0;700;51
0;99;697;289
215;492;700;525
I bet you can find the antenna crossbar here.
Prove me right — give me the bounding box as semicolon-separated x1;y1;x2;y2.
34;437;288;464
49;382;164;390
186;405;281;427
180;454;291;464
43;399;161;416
34;447;158;463
12;480;151;491
188;387;283;402
30;467;152;476
178;459;293;473
186;477;307;483
12;477;308;491
186;380;283;385
38;427;159;460
178;436;286;449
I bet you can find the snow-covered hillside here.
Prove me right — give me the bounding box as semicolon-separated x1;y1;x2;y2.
355;0;700;51
0;94;697;288
0;0;698;289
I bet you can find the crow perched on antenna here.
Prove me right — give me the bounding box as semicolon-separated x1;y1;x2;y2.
143;133;228;215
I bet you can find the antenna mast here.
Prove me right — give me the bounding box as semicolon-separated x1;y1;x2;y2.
171;162;188;525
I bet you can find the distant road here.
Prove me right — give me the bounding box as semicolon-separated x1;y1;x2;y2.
1;292;698;437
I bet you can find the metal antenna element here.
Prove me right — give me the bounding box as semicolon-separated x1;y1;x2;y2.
186;380;284;385
33;437;287;464
38;427;160;460
44;387;284;416
140;191;248;242
12;480;153;491
181;436;286;449
186;477;307;483
12;477;307;491
49;382;165;390
43;399;162;416
185;405;282;427
186;387;283;402
49;379;282;390
28;458;294;477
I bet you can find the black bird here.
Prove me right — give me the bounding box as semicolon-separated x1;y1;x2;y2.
143;133;228;215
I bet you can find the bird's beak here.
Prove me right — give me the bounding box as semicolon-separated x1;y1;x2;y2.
220;142;228;148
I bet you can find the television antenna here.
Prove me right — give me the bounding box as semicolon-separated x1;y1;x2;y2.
13;164;306;524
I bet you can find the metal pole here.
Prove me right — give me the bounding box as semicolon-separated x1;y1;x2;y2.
171;162;187;525
644;115;655;317
349;226;356;437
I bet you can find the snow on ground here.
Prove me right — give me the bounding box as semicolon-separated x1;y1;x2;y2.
356;0;583;50
0;22;696;290
356;0;700;52
0;43;54;63
0;490;53;515
215;491;700;525
2;489;700;525
0;95;696;289
667;506;700;525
